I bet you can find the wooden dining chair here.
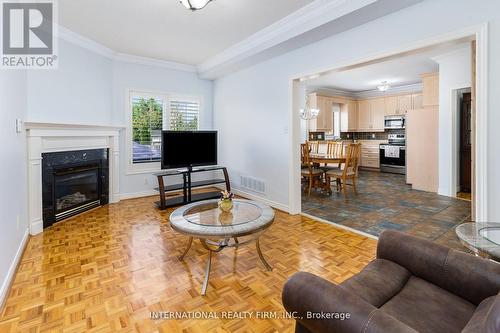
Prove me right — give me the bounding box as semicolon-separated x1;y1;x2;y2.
301;142;324;196
322;141;344;171
308;141;320;154
324;143;361;200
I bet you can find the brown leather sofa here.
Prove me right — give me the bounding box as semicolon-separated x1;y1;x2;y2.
282;230;500;333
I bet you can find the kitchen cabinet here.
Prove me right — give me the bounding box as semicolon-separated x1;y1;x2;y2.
357;98;384;131
340;100;358;132
397;94;413;114
422;73;439;107
384;96;398;116
370;98;385;130
308;94;333;132
359;140;384;168
412;93;423;109
357;100;371;131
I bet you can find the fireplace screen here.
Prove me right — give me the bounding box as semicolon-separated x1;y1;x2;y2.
54;166;100;214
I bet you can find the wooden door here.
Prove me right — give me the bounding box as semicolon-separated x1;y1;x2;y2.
397;94;413;114
357;100;371;131
460;93;472;192
384;96;398;116
370;98;385;130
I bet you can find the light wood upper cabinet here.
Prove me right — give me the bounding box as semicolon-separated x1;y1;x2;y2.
397;94;413;114
422;73;439;107
370;98;385;130
357;100;371;131
412;93;423;109
384;96;398;116
308;94;333;132
340;100;358;132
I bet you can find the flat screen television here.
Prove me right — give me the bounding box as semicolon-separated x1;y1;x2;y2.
161;131;218;169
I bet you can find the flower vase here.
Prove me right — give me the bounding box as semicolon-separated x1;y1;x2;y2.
218;198;233;212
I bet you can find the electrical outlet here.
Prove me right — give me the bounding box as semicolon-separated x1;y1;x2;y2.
371;133;376;139
347;133;350;139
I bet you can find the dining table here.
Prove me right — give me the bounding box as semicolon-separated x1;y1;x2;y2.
307;152;347;194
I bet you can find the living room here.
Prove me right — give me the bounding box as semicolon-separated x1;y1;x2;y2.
1;0;500;332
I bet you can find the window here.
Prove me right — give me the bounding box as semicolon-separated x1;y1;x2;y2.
170;99;200;131
131;95;164;163
128;91;201;172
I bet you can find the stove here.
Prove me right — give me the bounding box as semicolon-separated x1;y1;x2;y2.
380;134;406;174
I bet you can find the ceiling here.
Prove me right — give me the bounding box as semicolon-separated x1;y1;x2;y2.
58;0;314;65
306;42;471;92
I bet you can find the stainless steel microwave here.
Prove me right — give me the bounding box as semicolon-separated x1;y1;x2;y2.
384;116;405;129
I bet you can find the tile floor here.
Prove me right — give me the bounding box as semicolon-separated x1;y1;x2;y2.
302;170;472;251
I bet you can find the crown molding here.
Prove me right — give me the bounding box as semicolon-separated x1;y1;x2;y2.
309;82;423;100
58;25;197;73
58;25;115;58
197;0;377;77
113;53;197;73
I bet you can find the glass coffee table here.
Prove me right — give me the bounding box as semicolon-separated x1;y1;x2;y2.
455;222;500;260
170;199;275;295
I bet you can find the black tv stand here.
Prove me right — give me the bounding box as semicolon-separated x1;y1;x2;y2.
154;166;230;210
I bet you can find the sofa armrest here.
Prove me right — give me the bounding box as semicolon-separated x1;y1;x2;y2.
282;272;418;333
377;230;500;305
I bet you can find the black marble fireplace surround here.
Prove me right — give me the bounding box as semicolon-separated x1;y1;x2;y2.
42;149;109;228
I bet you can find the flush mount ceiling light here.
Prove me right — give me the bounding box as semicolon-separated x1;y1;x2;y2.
377;81;391;92
180;0;213;11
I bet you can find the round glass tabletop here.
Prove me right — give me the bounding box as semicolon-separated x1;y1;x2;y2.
479;227;500;246
183;200;263;227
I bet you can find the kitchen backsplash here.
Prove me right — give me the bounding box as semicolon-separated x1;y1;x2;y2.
340;129;405;140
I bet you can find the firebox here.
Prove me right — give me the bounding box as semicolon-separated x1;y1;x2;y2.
42;149;109;228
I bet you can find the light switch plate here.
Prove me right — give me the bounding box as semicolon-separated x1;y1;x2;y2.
15;119;23;133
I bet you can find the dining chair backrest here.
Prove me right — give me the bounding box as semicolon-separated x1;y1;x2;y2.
343;143;361;177
327;141;344;157
308;141;320;154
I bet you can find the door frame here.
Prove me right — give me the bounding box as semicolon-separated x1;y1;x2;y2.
288;23;489;222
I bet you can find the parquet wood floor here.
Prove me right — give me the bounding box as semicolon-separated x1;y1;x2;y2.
0;195;376;333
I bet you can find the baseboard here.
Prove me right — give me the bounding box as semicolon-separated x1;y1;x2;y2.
300;212;379;240
220;186;290;213
0;228;29;311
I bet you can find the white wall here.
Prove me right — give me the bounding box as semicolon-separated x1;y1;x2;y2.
0;71;29;304
27;40;113;124
25;38;214;198
112;60;213;197
434;47;472;197
214;0;500;221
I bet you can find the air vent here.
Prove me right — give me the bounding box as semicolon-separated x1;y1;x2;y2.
240;175;266;194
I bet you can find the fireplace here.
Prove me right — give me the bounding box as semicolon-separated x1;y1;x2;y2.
42;149;109;228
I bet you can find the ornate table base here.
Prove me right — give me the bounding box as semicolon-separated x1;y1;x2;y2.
178;235;272;295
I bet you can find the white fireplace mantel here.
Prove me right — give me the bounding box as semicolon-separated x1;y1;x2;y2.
25;122;125;235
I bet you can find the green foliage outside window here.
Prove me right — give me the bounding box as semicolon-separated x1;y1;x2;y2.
170;109;198;131
132;97;162;144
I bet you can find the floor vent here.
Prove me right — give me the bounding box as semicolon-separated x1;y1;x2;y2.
240;175;266;194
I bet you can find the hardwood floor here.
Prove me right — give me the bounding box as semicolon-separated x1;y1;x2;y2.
0;196;376;333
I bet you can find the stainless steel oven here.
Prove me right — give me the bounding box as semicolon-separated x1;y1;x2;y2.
380;134;406;174
384;116;405;129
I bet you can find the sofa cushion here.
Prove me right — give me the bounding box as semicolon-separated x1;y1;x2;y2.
461;294;496;333
381;276;475;333
485;292;500;333
341;259;411;307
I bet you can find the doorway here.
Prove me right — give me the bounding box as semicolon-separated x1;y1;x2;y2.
457;91;472;200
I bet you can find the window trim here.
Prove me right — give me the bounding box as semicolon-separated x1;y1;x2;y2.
125;89;203;175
